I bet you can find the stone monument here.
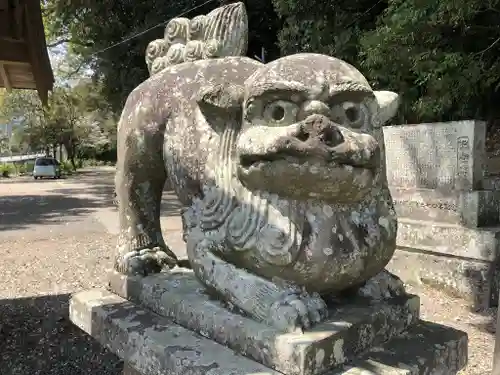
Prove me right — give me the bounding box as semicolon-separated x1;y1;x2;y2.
383;121;500;308
69;3;467;374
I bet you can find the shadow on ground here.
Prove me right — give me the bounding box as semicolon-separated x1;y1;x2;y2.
0;195;100;232
0;168;183;233
54;168;183;216
0;294;122;375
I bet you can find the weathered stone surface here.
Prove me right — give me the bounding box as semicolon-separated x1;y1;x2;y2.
396;218;500;261
70;289;466;375
391;186;500;228
145;2;248;75
383;120;486;191
484;175;500;190
115;48;406;333
69;289;281;375
330;321;467;375
387;248;497;308
123;363;141;375
108;269;420;375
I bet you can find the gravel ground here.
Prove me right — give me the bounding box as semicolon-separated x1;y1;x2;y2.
0;168;496;374
406;283;496;375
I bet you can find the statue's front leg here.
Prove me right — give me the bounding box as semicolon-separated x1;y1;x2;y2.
114;116;177;276
187;234;328;333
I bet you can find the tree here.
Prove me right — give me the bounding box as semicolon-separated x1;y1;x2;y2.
359;0;500;123
0;134;9;156
42;0;282;112
272;0;386;65
0;82;115;166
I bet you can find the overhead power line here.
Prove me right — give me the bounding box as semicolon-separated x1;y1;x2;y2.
53;0;218;58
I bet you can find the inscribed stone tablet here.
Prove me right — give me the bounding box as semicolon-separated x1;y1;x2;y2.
382;120;486;190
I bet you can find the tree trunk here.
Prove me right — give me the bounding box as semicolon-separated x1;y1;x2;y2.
69;155;76;171
65;144;77;171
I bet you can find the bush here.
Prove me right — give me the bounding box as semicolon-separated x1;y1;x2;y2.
24;161;35;173
0;163;15;178
17;163;26;174
60;160;74;175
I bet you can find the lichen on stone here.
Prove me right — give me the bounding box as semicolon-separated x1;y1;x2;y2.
115;1;407;334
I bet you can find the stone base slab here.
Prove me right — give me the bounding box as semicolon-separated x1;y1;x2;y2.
69;289;281;375
390;186;500;228
108;269;420;375
70;288;468;375
397;218;500;261
331;320;467;374
123;363;141;375
387;248;498;308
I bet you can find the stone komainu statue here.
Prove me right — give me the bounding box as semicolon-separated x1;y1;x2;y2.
115;2;405;332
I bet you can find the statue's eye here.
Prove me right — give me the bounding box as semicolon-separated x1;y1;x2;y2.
344;103;360;122
331;101;368;129
263;100;299;125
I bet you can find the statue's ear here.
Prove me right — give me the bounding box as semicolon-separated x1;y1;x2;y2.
374;91;400;125
197;83;245;133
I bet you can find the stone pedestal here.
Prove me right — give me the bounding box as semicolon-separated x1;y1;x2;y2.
69;269;467;375
383;120;500;308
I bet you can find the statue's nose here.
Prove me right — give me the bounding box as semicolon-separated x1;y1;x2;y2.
293;114;344;148
298;100;331;119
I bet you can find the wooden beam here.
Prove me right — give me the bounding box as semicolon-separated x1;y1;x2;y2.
23;0;54;105
0;38;29;62
0;59;29;66
0;2;11;40
0;62;11;91
13;0;24;39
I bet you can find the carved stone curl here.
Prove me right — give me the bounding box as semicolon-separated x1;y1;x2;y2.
183;40;205;62
164;17;190;45
145;39;166;73
144;2;249;76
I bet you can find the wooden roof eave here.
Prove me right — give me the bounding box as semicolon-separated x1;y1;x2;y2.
0;0;54;105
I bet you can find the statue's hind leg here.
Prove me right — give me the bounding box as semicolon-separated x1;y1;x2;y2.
114;104;177;275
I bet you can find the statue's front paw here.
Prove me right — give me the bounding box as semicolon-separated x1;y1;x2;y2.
114;246;178;276
268;291;328;333
357;269;406;300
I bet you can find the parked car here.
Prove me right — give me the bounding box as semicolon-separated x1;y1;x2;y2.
33;157;62;179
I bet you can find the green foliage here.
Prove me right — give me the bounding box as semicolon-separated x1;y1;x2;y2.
60;160;75;175
17;163;26;175
273;0;500;123
0;163;15;178
0;81;116;162
43;0;282;112
272;0;385;64
24;161;35;174
359;0;500;123
39;0;500;124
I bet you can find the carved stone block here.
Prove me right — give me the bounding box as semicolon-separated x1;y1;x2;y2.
383;120;487;191
69;288;467;375
108;269;420;375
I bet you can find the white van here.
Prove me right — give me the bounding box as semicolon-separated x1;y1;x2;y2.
33;157;61;179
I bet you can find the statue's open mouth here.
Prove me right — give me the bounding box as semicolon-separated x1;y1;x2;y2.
235;119;381;202
239;148;378;171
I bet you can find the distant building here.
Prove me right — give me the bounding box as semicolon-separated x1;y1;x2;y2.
0;122;13;138
0;117;22;139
